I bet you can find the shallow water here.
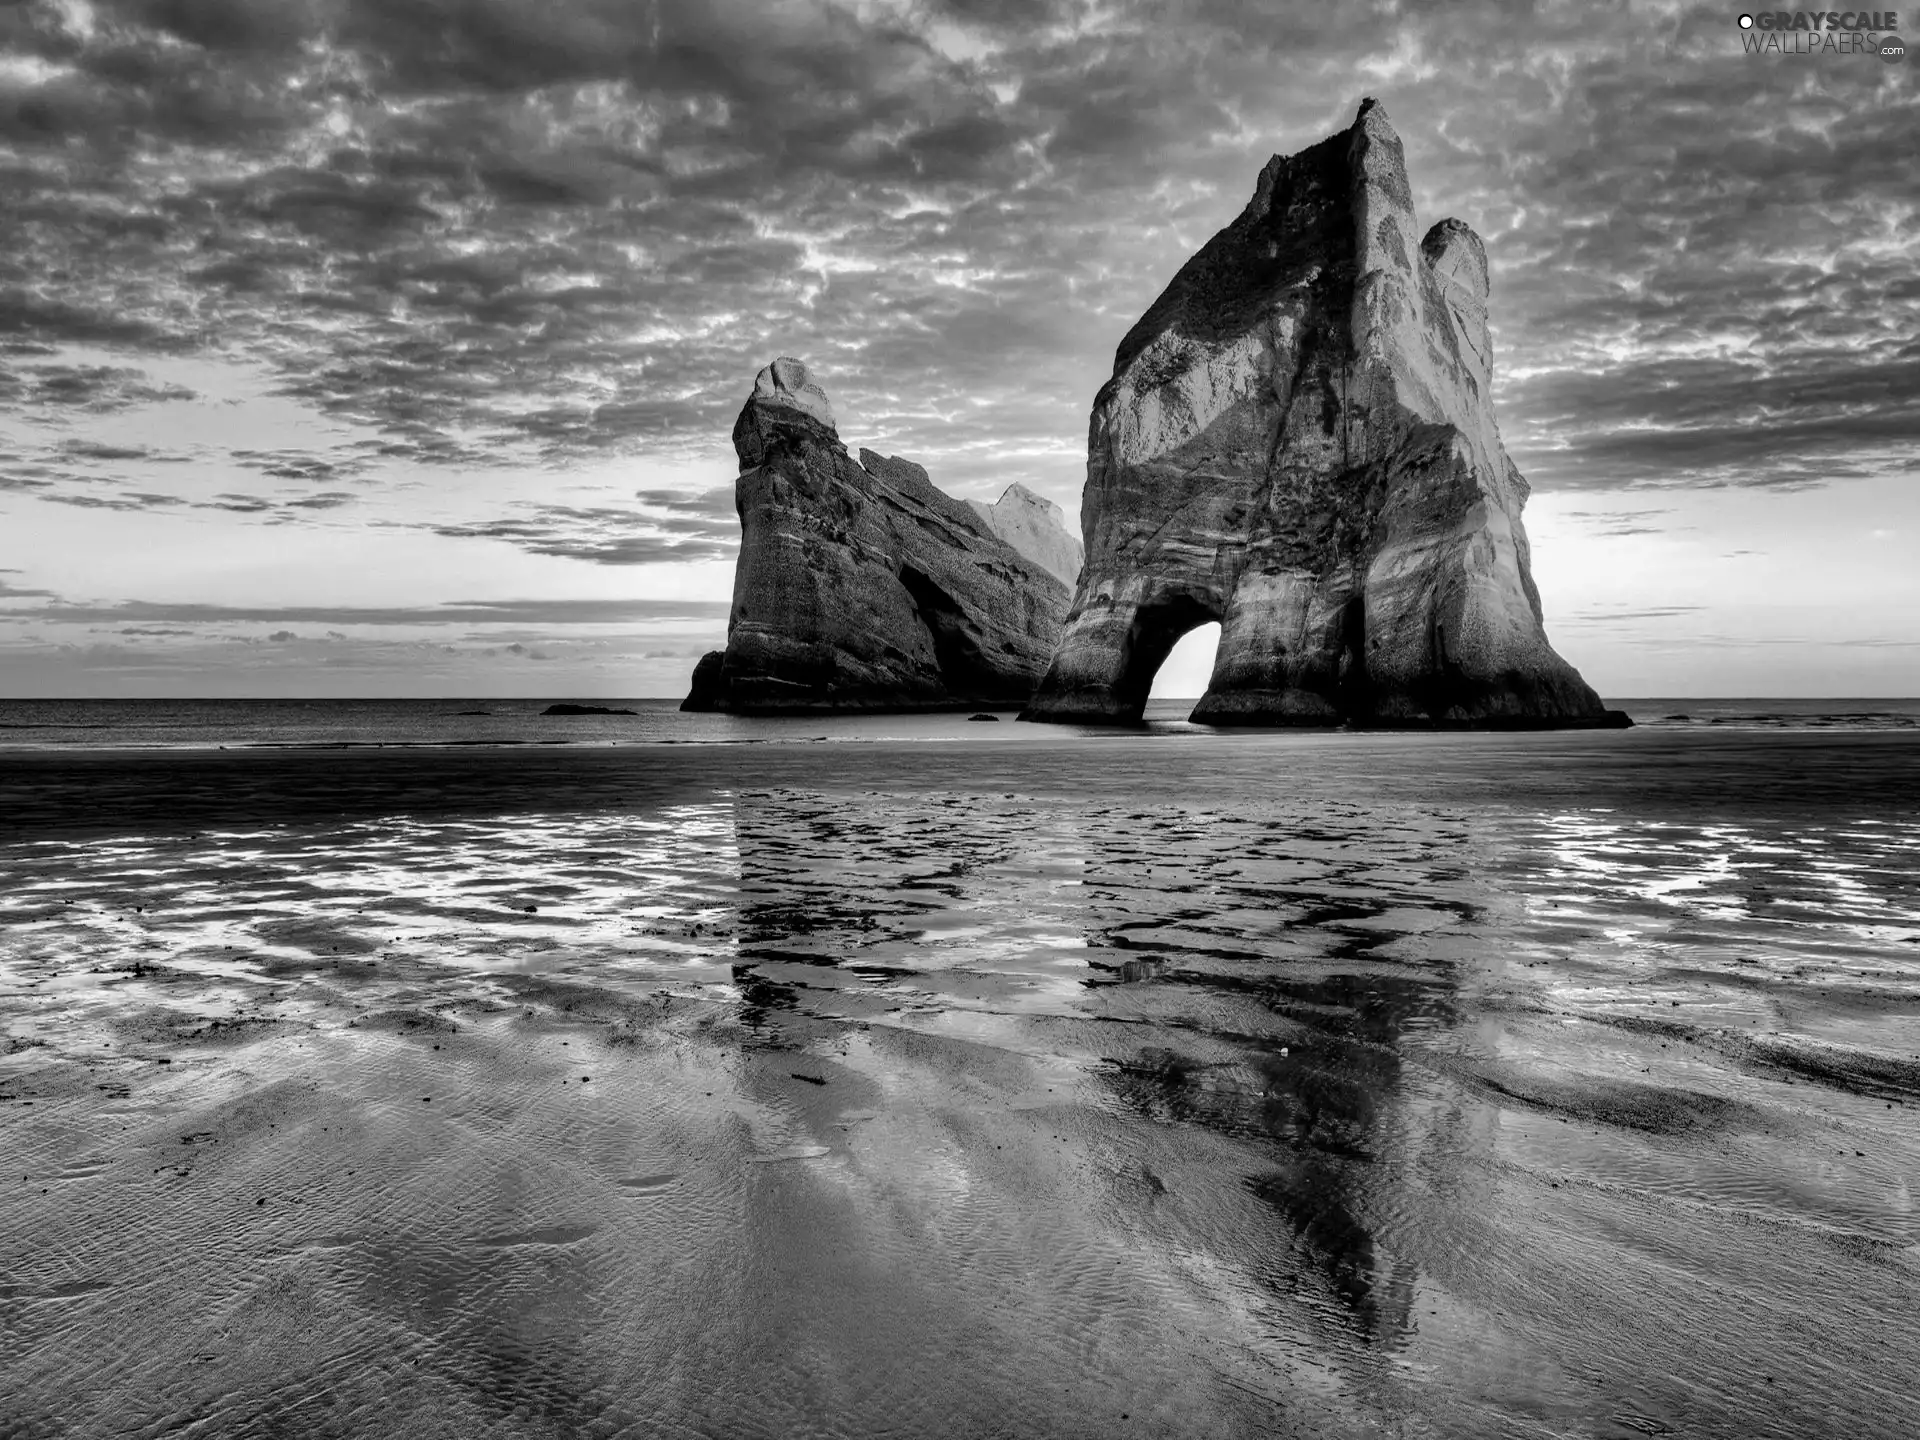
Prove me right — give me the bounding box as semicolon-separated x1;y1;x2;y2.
2;730;1917;1438
1;694;1917;751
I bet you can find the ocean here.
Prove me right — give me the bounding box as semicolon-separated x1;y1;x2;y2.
2;702;1917;1437
1;694;1918;749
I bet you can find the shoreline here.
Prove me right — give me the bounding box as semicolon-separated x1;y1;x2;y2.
3;728;1917;844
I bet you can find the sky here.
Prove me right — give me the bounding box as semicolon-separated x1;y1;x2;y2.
0;0;1915;699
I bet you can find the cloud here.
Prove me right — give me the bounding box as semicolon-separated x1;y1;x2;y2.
0;438;198;511
39;489;183;511
0;434;366;518
185;489;361;519
1559;508;1676;538
425;498;737;565
0;570;55;598
54;438;192;464
228;448;370;483
634;485;735;518
2;595;731;626
0;0;1419;486
1565;605;1708;624
0;360;196;414
0;0;1910;516
201;493;275;514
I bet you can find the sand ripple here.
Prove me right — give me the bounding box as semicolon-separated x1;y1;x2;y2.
2;733;1917;1438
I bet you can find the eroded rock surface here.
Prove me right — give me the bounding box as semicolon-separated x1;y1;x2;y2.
1023;99;1625;729
966;484;1083;589
684;359;1074;713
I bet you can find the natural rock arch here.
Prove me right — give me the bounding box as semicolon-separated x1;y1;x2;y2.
1021;100;1627;730
1099;591;1225;715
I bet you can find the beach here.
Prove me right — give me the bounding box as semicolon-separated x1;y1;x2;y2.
2;720;1917;1438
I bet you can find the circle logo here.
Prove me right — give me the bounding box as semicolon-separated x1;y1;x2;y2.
1880;33;1906;61
1738;12;1754;26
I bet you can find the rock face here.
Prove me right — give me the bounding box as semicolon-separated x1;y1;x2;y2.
966;484;1083;589
1023;100;1626;729
683;358;1075;713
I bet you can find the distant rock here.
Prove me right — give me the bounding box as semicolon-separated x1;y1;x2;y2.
1023;99;1627;730
683;358;1073;713
541;703;637;716
683;651;727;711
967;713;1001;722
965;484;1083;589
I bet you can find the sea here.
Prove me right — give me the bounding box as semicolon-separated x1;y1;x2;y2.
0;694;1917;749
2;698;1917;1438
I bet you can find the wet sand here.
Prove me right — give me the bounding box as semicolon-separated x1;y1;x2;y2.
2;729;1917;1438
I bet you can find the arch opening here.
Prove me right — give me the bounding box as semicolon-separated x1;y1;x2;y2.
1148;620;1222;706
1111;594;1219;717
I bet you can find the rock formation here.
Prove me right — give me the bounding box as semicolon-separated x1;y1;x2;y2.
683;358;1075;713
1022;99;1626;729
966;484;1083;589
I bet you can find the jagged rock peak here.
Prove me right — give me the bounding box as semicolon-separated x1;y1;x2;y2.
733;356;841;471
1422;217;1488;295
751;356;835;430
966;484;1083;590
999;482;1059;515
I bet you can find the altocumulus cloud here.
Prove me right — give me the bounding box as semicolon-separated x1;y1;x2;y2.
2;595;731;626
0;0;1911;540
0;585;734;692
423;495;737;565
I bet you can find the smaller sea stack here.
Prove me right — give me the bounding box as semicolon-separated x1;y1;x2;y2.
683;359;1077;714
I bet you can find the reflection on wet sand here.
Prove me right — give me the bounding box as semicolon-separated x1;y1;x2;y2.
1;734;1917;1437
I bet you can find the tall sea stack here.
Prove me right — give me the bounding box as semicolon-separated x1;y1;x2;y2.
683;358;1077;713
1023;99;1626;729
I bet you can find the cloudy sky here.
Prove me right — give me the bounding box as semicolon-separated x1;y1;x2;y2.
0;0;1914;699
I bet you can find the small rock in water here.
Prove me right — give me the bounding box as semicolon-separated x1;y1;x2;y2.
967;713;1001;722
